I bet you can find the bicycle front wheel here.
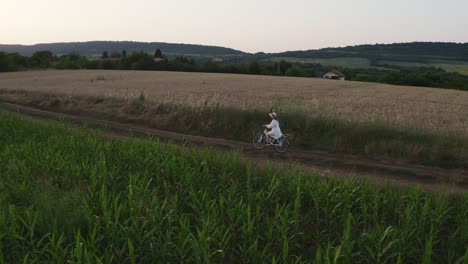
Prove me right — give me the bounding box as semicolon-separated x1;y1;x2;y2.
252;133;266;150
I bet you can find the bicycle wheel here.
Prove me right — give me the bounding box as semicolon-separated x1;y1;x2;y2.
252;133;266;150
274;138;290;153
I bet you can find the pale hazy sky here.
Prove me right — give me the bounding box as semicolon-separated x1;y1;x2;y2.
2;0;468;52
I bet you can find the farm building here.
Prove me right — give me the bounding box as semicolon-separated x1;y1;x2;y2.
322;69;345;80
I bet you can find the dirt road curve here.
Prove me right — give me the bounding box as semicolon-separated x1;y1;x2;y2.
1;101;467;194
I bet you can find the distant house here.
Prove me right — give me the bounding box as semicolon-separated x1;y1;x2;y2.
322;69;345;80
211;58;223;62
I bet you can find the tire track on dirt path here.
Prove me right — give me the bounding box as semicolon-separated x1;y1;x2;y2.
1;101;467;194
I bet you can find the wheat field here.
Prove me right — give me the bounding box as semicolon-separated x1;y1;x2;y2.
1;70;467;135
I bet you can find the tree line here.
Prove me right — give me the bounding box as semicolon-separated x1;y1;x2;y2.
1;50;468;91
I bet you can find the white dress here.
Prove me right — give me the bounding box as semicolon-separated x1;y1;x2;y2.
266;119;283;139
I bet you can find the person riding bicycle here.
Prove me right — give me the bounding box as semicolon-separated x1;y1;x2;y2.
263;112;283;144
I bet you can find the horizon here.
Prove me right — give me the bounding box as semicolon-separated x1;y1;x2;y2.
2;0;468;53
2;40;468;54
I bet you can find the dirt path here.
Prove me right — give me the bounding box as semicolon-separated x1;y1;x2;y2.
1;101;467;194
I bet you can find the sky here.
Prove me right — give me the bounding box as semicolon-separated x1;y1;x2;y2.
1;0;468;53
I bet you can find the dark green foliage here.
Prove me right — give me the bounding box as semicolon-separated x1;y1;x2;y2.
100;59;115;70
101;51;109;59
0;52;6;72
285;66;305;77
201;61;221;72
110;51;121;58
56;53;88;69
174;56;193;64
344;66;468;91
0;111;467;263
279;60;293;75
0;52;28;72
153;48;163;58
248;61;261;74
122;51;158;70
30;50;56;68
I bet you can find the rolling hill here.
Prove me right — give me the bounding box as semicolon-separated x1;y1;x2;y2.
2;41;467;61
0;41;246;57
269;42;468;61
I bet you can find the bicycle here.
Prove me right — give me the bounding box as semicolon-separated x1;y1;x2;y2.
252;129;290;153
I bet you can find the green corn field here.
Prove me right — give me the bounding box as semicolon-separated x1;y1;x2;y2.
0;110;467;263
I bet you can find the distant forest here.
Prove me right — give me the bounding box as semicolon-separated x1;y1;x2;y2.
0;41;245;57
270;42;468;61
2;41;468;60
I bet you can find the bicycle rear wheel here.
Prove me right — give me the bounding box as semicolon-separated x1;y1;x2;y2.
274;138;290;153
